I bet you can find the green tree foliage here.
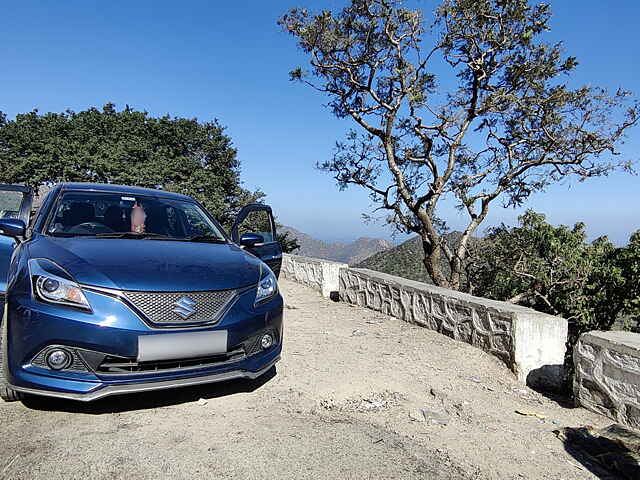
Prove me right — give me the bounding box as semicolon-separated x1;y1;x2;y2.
0;103;259;227
280;0;639;290
277;231;301;254
467;211;640;385
614;232;640;329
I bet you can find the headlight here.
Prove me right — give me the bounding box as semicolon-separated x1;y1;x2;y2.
255;266;278;305
28;259;90;310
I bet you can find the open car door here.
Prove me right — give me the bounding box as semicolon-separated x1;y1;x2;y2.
0;185;33;297
231;204;282;278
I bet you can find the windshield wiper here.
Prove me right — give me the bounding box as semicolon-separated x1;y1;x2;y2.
92;232;176;240
49;232;87;237
186;235;228;244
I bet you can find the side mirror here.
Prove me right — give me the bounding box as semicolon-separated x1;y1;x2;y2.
0;218;26;239
240;232;264;248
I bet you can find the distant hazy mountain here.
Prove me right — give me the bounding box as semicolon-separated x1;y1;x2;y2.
356;232;485;284
355;236;430;283
280;226;392;265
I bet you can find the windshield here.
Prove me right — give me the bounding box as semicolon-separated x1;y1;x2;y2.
46;191;226;241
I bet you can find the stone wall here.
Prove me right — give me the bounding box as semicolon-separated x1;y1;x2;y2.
574;331;640;428
339;268;568;390
281;254;347;299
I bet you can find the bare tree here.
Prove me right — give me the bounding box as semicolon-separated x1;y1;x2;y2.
279;0;639;290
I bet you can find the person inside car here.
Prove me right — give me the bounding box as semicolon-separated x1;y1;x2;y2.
130;201;146;233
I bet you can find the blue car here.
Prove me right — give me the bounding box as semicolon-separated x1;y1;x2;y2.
0;183;283;402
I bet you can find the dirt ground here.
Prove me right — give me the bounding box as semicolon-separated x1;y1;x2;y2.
0;279;612;479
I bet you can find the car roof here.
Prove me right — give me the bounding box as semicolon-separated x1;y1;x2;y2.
58;183;195;202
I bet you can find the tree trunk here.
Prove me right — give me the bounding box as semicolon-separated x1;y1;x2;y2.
449;257;461;291
421;235;450;288
507;291;531;304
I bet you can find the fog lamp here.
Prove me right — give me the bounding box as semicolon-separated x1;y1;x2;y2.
46;349;71;370
260;333;274;350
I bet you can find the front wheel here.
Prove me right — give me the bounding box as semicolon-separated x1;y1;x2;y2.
0;316;23;402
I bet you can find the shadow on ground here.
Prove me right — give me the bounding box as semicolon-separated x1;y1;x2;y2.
533;388;576;409
555;424;640;479
525;366;578;409
20;366;277;414
525;365;578;409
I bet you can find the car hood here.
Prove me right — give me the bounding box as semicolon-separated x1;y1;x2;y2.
27;236;262;292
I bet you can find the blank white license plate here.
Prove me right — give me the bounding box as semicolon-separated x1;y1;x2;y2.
137;330;228;362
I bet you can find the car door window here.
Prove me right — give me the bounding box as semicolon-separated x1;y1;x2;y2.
236;210;275;243
0;191;26;220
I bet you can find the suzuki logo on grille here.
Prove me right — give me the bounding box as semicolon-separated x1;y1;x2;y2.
173;296;197;319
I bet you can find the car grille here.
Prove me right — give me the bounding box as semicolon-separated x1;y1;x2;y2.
122;289;238;326
95;347;246;375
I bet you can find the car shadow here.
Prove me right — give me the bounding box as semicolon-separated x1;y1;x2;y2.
20;365;277;414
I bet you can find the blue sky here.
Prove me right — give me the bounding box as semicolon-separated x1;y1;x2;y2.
1;0;639;244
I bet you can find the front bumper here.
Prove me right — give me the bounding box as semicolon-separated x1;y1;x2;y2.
4;284;283;401
10;355;280;402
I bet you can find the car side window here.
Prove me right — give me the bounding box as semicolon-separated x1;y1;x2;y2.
0;191;24;220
